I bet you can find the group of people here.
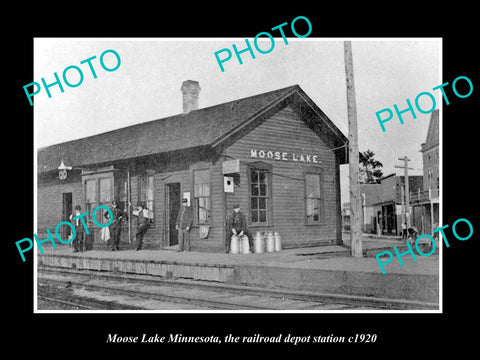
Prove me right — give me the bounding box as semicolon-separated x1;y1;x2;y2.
401;222;419;241
69;201;153;252
173;200;254;253
68;200;252;254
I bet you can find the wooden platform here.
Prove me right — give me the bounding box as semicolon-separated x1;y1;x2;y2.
38;252;236;283
37;244;440;305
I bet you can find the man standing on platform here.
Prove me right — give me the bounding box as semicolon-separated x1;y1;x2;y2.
70;205;85;253
106;201;128;251
225;203;253;253
131;201;153;251
176;198;193;252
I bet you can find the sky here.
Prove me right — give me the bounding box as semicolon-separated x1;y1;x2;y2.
33;38;441;204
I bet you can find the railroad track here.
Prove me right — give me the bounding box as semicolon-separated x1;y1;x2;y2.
37;266;438;311
38;289;145;310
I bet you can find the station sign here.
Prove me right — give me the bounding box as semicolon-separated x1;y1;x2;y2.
222;159;240;174
250;149;321;164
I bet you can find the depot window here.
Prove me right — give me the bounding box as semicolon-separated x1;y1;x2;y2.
194;169;211;224
249;165;272;225
305;173;323;224
85;179;97;222
84;176;113;224
139;174;155;221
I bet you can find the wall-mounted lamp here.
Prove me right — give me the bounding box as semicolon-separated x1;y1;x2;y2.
58;159;72;180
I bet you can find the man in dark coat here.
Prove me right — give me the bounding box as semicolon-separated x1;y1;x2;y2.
131;201;153;251
225;203;253;253
105;201;128;251
176;198;194;252
70;205;85;253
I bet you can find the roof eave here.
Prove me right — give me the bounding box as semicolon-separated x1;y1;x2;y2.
211;86;348;164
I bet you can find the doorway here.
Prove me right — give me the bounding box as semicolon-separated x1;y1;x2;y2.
166;183;181;246
62;192;73;240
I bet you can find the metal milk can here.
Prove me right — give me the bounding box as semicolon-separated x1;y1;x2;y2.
254;231;264;253
274;231;282;251
265;231;275;252
230;234;240;254
240;235;250;254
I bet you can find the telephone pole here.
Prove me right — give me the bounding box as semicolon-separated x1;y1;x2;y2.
400;182;406;227
344;41;362;258
395;156;413;228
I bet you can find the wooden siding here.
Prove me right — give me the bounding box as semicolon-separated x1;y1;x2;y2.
220;105;339;248
422;146;439;191
36;179;83;247
142;164;226;252
151;169;190;249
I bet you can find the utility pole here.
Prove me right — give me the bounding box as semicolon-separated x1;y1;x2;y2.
395;156;413;228
400;183;406;228
344;41;362;258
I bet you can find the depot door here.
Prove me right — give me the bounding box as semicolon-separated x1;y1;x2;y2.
166;183;181;246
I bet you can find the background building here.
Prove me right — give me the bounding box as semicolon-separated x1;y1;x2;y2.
360;174;423;235
411;110;439;234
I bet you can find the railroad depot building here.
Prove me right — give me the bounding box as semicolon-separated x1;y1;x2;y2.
37;81;348;252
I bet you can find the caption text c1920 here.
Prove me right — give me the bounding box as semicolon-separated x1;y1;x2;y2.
106;332;377;344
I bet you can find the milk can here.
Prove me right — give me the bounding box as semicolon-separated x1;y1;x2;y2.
230;234;240;254
254;231;265;253
240;235;250;254
265;231;275;252
274;231;282;251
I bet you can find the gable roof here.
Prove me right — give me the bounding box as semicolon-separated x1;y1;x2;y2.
38;85;347;173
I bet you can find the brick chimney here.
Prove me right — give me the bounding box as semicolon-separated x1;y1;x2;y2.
181;80;201;114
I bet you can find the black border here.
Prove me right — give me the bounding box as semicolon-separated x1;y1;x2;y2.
7;6;478;354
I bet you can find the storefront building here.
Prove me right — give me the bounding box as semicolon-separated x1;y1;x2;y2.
411;110;440;234
369;174;423;236
37;81;348;252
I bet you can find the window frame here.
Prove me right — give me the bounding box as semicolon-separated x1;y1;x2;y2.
193;168;212;225
84;178;97;224
304;171;324;225
138;173;155;225
248;162;273;227
83;175;114;225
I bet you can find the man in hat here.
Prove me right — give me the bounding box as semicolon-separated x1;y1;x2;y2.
105;201;128;251
225;203;253;253
70;205;85;253
131;201;153;251
176;198;193;252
